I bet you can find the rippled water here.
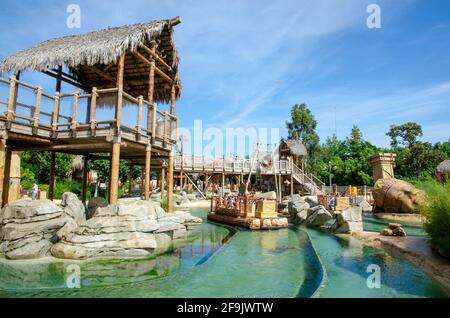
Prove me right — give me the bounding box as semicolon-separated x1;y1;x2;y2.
0;206;448;298
363;214;427;236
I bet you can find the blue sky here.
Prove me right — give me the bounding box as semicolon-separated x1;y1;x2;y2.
1;0;450;155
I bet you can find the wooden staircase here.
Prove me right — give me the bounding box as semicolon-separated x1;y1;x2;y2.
291;163;324;195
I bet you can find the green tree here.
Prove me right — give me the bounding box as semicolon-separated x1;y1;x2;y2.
386;122;423;148
286;103;320;156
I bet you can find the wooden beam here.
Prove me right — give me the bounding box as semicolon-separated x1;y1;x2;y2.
108;142;121;204
115;54;125;128
167;151;174;212
2;146;12;207
141;44;173;72
144;145;151;200
42;70;86;91
169;16;181;26
132;51;174;84
0;139;7;207
161;165;165;200
13;143;113;152
147;49;155;136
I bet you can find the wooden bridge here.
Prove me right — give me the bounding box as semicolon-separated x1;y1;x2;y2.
174;155;326;195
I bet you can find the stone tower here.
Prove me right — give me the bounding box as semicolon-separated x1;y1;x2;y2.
369;153;396;182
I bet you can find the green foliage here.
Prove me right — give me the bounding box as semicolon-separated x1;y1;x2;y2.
20;167;36;190
160;195;168;211
21;151;73;184
416;179;450;258
309;127;378;186
286;103;320;156
386;122;423;148
54;180;84;200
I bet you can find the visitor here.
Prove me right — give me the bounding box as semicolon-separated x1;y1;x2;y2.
31;183;38;200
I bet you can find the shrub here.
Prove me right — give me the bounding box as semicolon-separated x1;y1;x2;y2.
417;179;450;258
160;195;168;211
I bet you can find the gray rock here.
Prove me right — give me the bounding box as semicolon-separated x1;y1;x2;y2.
1;199;62;220
6;239;53;259
357;199;373;213
172;211;202;224
61;192;86;224
330;206;363;233
154;221;185;233
87;197;108;219
288;195;310;224
305;205;333;226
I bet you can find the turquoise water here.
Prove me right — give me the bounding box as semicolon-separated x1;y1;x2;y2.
363;214;427;236
0;207;448;298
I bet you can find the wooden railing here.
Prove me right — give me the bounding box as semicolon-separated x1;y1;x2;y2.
0;76;178;143
174;155;292;174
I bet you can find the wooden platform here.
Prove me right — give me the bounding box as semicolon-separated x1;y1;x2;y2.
207;211;288;230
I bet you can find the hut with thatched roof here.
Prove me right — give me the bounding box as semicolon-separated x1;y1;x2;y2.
0;17;182;210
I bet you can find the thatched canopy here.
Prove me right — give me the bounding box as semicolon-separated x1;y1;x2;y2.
0;17;181;103
280;139;308;157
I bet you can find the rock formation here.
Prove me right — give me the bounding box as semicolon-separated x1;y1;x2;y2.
381;223;406;237
372;178;425;213
436;160;450;183
0;199;75;259
288;195;363;234
330;207;363;233
1;194;202;260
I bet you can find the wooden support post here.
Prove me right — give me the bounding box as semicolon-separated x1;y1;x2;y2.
0;139;7;207
6;76;17;122
144;146;151;200
52;92;60;135
82;156;88;204
167;151;174;212
71;91;79;133
115;54;125;130
147;51;155;136
32;86;42;130
108;142;121;204
170;84;176;139
2;146;12;207
137;96;143;133
163;111;168;145
161;165;166;199
128;163;134;195
90;87;97;135
49;151;56;200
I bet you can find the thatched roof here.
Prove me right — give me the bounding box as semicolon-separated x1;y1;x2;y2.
281;139;308;157
0;17;181;103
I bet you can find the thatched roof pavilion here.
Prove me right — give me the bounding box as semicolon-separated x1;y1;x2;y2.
0;17;182;103
0;17;183;209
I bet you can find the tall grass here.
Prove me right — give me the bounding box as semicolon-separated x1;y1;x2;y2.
416;179;450;258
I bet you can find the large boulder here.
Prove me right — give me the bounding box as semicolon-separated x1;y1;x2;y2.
330;206;363;233
435;160;450;183
50;198;201;260
288;195;310;224
372;178;425;213
0;199;67;259
87;197;108;219
305;205;333;226
61;192;86;224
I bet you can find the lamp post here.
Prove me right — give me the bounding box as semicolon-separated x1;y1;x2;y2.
328;161;336;194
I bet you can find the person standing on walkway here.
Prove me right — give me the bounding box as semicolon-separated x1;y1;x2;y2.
31;183;38;200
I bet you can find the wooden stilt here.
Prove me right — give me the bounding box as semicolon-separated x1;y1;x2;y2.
49;151;56;200
108;142;121;204
0;139;7;207
2;147;12;206
82;156;88;204
167;151;174;212
161;166;166;199
144;146;151;200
